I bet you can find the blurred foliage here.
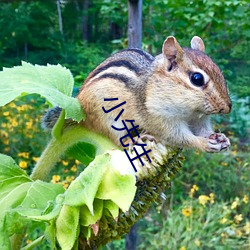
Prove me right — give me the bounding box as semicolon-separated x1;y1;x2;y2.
0;0;249;96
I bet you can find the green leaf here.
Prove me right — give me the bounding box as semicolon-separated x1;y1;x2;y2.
0;182;33;247
27;197;63;222
64;153;111;213
3;210;31;237
45;220;56;249
80;226;92;240
0;176;32;201
79;199;103;226
56;205;80;250
103;200;119;219
0;62;85;122
0;154;30;181
20;181;64;213
0;182;33;218
0;154;65;244
0;231;10;250
66;142;96;165
96;166;136;212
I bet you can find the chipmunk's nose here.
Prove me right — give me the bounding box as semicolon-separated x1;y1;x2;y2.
219;101;232;114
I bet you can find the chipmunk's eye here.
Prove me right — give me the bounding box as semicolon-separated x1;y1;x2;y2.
190;72;204;87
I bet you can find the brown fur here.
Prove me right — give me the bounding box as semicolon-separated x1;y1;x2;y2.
77;36;231;152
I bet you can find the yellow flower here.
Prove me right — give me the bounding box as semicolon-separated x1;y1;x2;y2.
232;150;237;156
179;247;186;250
189;184;199;197
62;160;69;166
3;111;9;116
220;217;228;224
221;232;227;238
3;138;9;145
19;161;28;169
221;162;228;167
51;175;61;183
235;157;242;163
70;165;77;172
198;195;210;206
11;119;18;127
236;229;242;237
234;214;243;224
32;157;39;162
182;207;192;217
209;193;215;204
75;159;81;165
4;147;10;152
26;121;33;129
17;105;31;112
18;152;30;159
0;130;8;138
231;198;239;209
26;239;32;244
194;238;201;247
243;195;248;204
9;102;16;108
244;221;250;234
66;176;75;182
63;182;69;189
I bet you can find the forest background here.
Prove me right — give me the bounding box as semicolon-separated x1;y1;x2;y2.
0;0;249;249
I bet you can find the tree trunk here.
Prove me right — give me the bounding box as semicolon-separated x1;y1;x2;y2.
128;0;142;49
82;0;90;41
56;0;63;36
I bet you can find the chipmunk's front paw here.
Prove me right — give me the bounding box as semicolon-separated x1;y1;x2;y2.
124;132;156;152
207;133;230;152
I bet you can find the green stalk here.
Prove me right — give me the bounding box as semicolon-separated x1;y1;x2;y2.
30;125;118;181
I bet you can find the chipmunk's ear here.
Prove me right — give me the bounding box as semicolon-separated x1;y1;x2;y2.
162;36;184;63
191;36;205;52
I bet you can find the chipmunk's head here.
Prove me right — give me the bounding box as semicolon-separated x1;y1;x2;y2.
150;36;232;117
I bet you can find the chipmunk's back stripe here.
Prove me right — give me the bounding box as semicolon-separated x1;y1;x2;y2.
96;73;130;85
91;60;140;79
125;48;154;62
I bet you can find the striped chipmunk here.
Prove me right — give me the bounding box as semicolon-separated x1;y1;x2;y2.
43;36;232;153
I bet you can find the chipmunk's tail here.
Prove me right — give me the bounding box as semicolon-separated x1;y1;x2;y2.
41;106;62;130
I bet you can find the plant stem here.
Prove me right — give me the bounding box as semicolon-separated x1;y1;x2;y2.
30;125;118;181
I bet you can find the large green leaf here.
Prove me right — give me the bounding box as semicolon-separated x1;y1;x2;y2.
56;205;80;250
96;165;136;212
63;154;110;213
64;151;137;214
66;142;96;166
0;154;65;248
0;62;85;122
79;199;103;227
20;181;64;212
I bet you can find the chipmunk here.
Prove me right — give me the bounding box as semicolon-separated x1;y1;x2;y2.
44;36;232;153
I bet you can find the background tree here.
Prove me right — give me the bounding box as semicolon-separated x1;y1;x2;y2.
128;0;142;48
